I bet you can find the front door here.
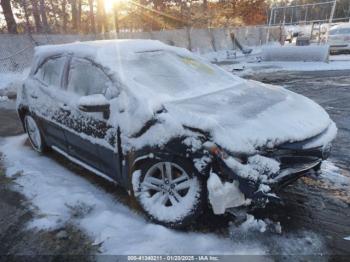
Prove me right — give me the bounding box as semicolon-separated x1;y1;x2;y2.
61;57;121;181
30;55;69;152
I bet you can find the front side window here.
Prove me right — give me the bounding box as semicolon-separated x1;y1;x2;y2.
67;58;111;96
35;56;66;87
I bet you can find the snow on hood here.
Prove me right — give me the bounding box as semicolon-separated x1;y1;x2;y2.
125;79;335;154
164;80;335;153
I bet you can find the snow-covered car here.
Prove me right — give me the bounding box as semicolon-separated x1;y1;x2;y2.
328;23;350;54
17;40;337;228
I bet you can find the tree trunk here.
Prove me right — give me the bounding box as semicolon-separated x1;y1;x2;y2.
101;0;108;33
21;0;31;33
0;0;18;33
31;0;42;33
113;2;119;34
88;0;96;34
39;0;49;32
203;0;207;11
71;0;77;32
97;0;103;33
77;0;82;32
49;0;58;31
62;0;67;33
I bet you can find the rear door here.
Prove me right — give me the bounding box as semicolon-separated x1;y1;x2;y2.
61;57;121;181
30;55;69;151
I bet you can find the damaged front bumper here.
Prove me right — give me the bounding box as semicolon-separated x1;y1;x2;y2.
207;143;332;215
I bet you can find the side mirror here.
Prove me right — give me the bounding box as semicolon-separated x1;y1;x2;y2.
78;94;110;119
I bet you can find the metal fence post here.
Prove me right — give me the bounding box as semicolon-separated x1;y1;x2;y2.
266;7;274;44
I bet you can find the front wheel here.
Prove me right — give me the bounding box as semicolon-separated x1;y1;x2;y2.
24;115;47;153
132;159;205;228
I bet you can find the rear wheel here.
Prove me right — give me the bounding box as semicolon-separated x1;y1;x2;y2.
132;159;204;228
24;115;47;153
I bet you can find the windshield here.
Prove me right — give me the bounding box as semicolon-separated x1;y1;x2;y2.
122;50;242;98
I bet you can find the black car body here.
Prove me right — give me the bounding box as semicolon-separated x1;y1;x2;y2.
17;40;337;228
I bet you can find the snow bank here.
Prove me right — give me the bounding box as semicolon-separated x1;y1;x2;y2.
0;135;266;255
320;161;350;189
0;72;20;90
262;45;330;62
0;70;29;98
0;96;9;102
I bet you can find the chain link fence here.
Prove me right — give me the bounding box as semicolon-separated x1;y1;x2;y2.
0;26;281;74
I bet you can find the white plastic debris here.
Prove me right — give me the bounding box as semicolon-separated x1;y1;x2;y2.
207;172;251;214
262;45;330;62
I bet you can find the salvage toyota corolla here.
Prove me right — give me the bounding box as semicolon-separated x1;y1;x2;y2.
17;39;337;228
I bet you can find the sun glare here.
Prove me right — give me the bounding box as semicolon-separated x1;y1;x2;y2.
105;0;126;13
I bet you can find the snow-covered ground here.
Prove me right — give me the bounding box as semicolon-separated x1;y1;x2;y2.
320;161;350;190
0;71;27;90
0;135;327;255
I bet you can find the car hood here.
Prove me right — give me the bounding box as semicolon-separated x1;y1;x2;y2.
163;80;336;154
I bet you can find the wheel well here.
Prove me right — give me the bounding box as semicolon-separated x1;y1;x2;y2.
17;106;29;129
131;154;202;177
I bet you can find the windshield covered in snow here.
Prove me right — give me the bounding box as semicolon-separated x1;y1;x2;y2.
121;50;242;98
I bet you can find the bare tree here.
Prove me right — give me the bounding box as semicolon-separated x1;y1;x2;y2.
31;0;43;32
21;0;31;33
40;0;50;32
71;0;78;32
1;0;18;33
88;0;96;34
62;0;67;33
113;2;119;34
97;0;103;33
77;0;82;32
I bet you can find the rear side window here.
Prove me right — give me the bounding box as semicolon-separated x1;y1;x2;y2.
67;58;111;96
35;56;66;87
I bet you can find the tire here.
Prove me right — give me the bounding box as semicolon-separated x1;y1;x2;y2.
131;158;205;229
24;114;47;153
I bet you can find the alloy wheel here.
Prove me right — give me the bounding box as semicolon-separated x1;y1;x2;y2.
135;161;201;224
24;115;43;152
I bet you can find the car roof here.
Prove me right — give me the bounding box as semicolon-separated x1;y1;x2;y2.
34;39;178;60
331;23;350;30
32;39;192;76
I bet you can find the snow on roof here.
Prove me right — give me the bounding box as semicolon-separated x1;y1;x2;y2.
34;39;188;61
331;23;350;29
